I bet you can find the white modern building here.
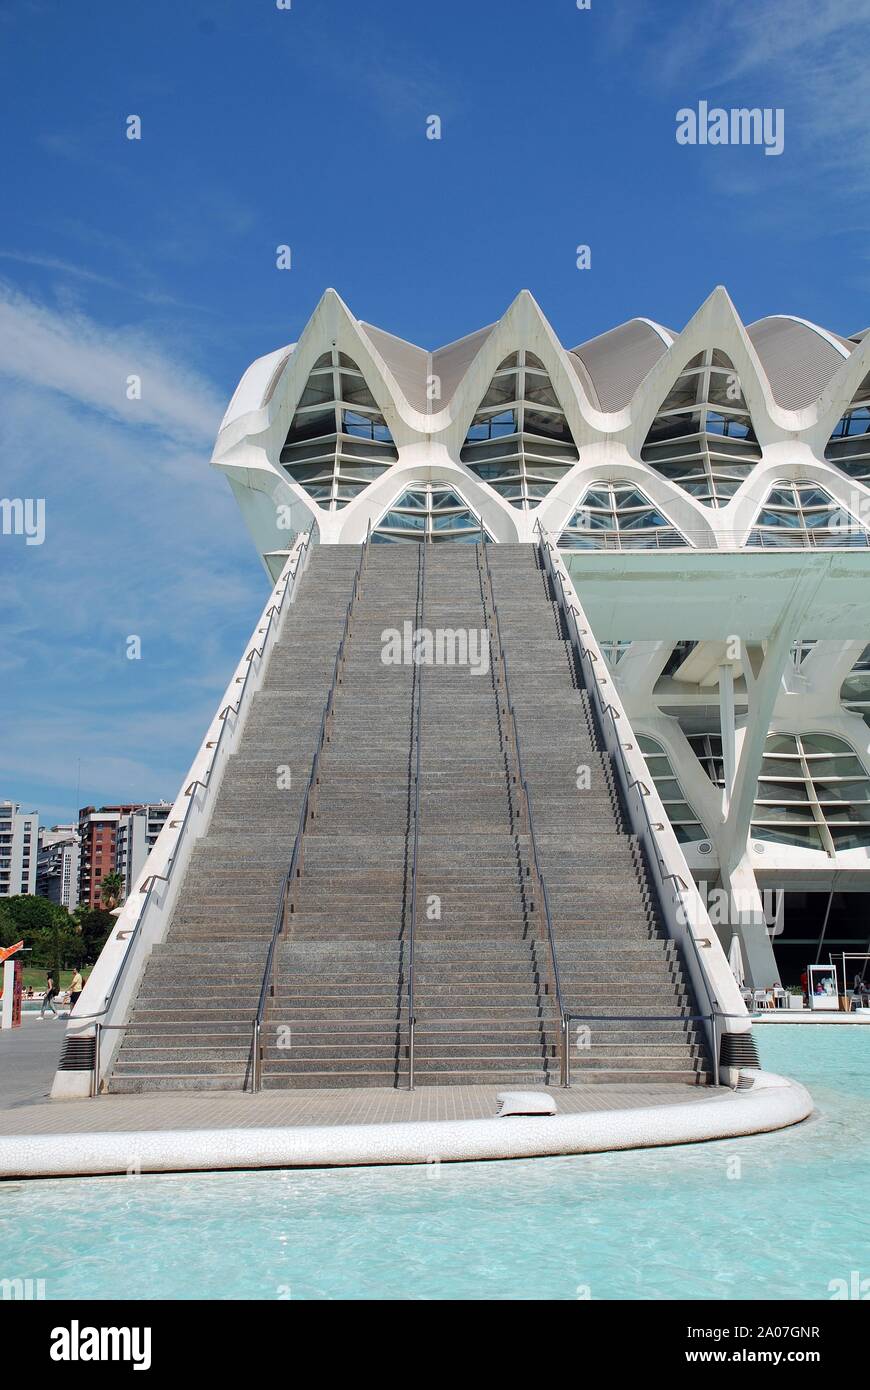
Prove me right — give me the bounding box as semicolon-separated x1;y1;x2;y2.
115;803;171;900
0;800;38;898
211;287;870;989
36;825;81;912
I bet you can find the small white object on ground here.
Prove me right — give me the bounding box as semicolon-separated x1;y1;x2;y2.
496;1091;558;1117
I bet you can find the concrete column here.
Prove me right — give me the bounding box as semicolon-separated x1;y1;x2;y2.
717;858;781;989
719;662;736;816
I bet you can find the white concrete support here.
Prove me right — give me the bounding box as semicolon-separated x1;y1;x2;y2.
719;662;736;815
722;563;830;876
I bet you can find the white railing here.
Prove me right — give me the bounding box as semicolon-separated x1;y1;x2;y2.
559;526;870;553
535;524;751;1076
52;531;313;1098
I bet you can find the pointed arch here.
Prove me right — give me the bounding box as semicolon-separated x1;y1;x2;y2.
279;347;398;510
372;480;492;543
746;480;870;549
640;348;761;507
460;348;579;509
558;480;690;551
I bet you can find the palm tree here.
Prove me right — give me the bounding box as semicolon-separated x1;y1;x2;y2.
99;871;124;910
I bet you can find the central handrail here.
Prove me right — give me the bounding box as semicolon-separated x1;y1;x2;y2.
407;540;426;1089
476;542;568;1086
251;524;371;1091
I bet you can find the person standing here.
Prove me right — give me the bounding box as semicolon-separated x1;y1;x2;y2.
39;973;59;1020
69;967;83;1011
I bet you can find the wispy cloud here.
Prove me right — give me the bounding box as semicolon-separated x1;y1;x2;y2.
0;282;224;443
0;287;265;816
0;250;208;311
611;0;870;194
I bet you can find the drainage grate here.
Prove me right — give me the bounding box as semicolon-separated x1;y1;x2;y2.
57;1035;96;1071
720;1030;760;1069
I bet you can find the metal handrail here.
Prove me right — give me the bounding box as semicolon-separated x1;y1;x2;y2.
406;541;427;1089
534;522;722;1085
476;542;568;1085
251;525;370;1092
73;532;314;1033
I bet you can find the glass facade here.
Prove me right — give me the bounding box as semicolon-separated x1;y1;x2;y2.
825;370;870;484
747;482;870;549
637;735;708;843
686;732;726;788
641;349;761;507
281;349;398;510
840;645;870;727
558;480;689;551
460;351;578;508
372;482;490;543
751;732;870;853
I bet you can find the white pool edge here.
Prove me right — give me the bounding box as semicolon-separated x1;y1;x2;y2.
0;1072;813;1179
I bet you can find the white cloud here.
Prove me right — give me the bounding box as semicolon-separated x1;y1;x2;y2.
0;288;266;816
0;282;225;445
632;0;870;193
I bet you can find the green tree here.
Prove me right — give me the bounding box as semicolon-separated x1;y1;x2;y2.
0;896;81;976
73;907;115;963
99;871;124;910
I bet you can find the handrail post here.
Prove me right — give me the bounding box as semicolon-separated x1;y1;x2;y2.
251;1017;261;1093
562;1015;570;1088
91;1022;101;1097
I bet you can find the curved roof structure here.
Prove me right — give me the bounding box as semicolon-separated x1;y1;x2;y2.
746;316;851;410
569;318;675;413
212;286;870;559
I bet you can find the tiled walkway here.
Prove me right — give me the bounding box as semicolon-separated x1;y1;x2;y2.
0;1081;718;1137
0;1015;719;1139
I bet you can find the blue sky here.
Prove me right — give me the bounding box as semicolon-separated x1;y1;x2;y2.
1;0;869;823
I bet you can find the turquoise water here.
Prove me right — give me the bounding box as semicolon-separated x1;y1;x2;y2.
2;1028;868;1300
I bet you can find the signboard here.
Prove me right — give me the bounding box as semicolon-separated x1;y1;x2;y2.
808;963;839;1011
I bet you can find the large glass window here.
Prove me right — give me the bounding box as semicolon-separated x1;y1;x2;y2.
558;480;689;551
460;351;578;509
686;732;726;789
840;645;870;728
280;349;398;510
826;370;870;484
752;732;870;853
372;482;491;544
637;735;708;843
641;350;761;507
747;482;870;549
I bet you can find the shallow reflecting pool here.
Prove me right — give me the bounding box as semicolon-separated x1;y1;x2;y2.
1;1027;868;1299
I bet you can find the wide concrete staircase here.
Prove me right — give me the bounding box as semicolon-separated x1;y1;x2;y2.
109;540;709;1092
